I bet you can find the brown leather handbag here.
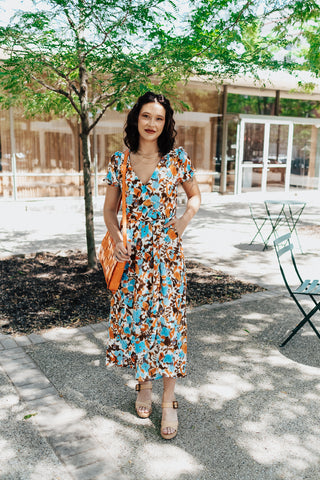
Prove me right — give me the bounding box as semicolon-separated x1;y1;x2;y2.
99;150;129;293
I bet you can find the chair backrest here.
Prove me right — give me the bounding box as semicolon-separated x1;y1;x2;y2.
274;232;294;260
273;233;302;292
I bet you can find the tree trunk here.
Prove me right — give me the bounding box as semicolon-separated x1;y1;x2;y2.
78;45;97;270
81;116;97;269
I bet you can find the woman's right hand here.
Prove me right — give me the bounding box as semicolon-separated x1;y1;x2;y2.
114;241;131;262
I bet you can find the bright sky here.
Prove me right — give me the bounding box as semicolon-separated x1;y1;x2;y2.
0;0;36;26
0;0;192;27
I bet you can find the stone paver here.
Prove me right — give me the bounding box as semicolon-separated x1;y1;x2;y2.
90;321;108;332
0;318;146;480
76;325;96;334
15;335;32;346
0;337;19;350
28;332;48;344
1;290;284;480
0;364;74;480
54;438;99;457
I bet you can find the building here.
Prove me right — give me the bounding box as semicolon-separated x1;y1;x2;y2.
1;70;320;199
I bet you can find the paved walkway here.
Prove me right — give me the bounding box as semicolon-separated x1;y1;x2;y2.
1;191;320;479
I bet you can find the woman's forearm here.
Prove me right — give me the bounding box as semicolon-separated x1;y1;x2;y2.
181;194;201;225
104;208;123;245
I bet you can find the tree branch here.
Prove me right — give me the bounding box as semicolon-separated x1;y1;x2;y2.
196;0;256;57
150;0;291;63
64;8;80;43
4;38;82;99
42;60;81;97
30;74;81;115
81;9;130;60
91;90;116;106
88;83;131;133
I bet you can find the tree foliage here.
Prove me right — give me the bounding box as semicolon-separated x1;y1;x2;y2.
0;0;309;120
0;0;189;121
262;0;320;78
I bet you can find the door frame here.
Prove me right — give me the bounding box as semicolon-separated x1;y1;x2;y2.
235;114;320;194
236;116;293;194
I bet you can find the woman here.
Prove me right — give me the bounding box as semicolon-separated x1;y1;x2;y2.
103;91;201;440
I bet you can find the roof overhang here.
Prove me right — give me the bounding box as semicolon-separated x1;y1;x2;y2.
189;69;320;101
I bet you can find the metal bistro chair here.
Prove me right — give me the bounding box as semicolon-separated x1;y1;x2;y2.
274;233;320;347
249;203;285;250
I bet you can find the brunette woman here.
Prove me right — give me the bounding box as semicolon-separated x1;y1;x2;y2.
103;91;201;439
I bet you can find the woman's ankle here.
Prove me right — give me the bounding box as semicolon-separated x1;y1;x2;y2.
162;392;176;402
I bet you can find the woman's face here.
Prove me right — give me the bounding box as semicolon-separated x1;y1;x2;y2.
137;102;166;144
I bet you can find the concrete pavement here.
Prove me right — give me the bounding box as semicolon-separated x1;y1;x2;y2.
1;191;320;479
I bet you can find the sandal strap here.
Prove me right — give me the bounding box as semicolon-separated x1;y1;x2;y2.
135;400;152;408
161;401;179;409
135;382;152;391
161;421;178;429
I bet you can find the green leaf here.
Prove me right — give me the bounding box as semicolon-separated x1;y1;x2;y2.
23;413;38;420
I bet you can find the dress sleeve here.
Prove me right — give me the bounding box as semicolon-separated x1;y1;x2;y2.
103;152;122;186
176;147;195;184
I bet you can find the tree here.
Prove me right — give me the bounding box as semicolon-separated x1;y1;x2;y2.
0;0;192;268
0;0;307;268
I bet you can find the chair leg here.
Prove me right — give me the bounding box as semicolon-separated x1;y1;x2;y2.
261;224;273;250
280;301;320;347
250;219;269;249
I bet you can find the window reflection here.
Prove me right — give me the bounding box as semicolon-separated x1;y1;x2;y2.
243;123;264;163
290;125;320;189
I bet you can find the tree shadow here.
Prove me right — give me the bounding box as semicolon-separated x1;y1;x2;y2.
234;242;272;252
22;293;320;479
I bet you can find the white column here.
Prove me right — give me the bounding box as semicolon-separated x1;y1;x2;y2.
285;123;294;193
236;119;245;194
9;107;17;200
261;122;270;192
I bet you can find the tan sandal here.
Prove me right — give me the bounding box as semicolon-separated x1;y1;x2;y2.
135;382;152;418
161;401;179;440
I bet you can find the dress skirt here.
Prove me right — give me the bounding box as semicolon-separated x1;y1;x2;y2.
105;147;194;381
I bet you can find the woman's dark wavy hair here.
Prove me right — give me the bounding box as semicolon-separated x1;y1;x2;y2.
124;92;177;155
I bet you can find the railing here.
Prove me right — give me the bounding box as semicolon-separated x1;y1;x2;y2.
0;170;218;199
0;172;109;199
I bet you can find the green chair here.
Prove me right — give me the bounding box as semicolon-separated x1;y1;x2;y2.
274;232;320;347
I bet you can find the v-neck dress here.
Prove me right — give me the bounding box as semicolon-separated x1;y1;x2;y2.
104;147;195;381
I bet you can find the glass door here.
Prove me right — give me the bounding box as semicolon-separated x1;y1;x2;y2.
238;119;292;193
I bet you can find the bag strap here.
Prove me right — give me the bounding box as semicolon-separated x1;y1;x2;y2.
120;150;129;249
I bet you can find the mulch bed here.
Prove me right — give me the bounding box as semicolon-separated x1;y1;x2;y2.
0;252;264;336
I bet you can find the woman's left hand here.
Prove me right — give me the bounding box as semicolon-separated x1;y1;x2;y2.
167;216;188;238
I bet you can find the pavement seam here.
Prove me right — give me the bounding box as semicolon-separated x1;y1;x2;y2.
187;288;286;313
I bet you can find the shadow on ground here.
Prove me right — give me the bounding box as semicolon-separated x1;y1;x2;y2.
22;295;320;480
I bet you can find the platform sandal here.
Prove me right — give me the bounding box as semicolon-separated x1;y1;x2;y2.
161;400;179;440
135;382;152;418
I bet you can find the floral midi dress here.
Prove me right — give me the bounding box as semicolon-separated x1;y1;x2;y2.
105;147;195;382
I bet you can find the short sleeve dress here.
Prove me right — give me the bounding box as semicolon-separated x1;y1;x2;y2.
104;147;195;382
